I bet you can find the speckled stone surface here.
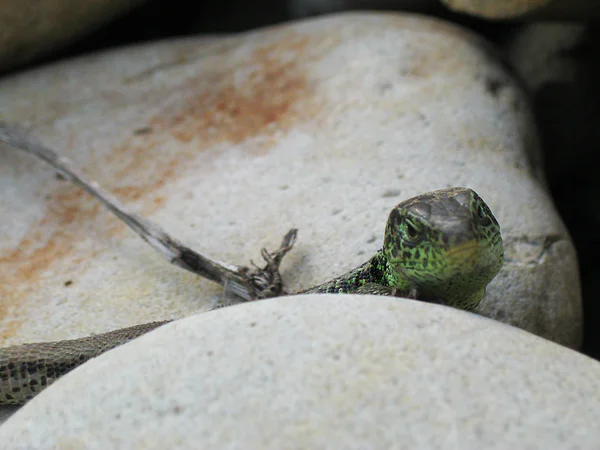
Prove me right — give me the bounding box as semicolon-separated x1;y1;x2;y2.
1;296;598;447
0;11;581;397
0;0;148;72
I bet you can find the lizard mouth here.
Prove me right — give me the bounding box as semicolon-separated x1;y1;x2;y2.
446;239;482;266
446;239;479;257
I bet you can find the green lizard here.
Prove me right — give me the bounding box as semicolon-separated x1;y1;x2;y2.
0;187;503;405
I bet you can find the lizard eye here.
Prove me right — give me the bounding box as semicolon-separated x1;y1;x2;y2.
405;221;419;239
477;204;486;218
476;202;492;226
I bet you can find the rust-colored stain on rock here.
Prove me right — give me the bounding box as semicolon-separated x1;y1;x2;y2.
152;37;315;147
0;35;318;340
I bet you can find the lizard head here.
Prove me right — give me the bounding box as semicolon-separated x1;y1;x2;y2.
382;187;503;311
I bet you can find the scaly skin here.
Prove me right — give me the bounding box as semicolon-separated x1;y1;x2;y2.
0;322;169;405
0;187;503;405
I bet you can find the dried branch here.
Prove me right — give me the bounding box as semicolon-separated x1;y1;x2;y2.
0;123;296;301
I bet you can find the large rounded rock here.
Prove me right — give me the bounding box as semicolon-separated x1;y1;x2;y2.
0;13;580;370
0;295;598;447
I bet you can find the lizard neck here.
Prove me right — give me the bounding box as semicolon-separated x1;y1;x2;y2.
298;250;397;294
381;251;486;309
377;250;413;293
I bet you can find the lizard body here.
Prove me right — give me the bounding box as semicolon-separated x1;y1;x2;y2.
0;187;503;405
